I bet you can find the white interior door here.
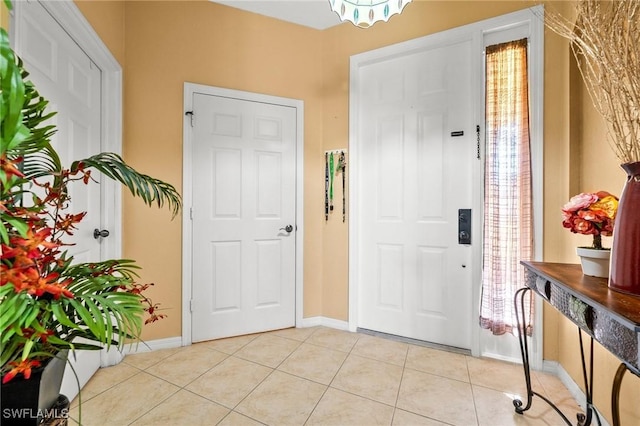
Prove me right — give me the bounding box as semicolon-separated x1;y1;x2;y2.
356;38;476;350
14;0;103;399
191;93;297;342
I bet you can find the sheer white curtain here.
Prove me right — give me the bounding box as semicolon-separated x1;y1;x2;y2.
480;38;534;335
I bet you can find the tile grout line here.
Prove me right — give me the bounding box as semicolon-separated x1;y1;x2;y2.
303;330;364;425
390;343;411;425
468;376;482;426
304;331;348;425
133;337;254;425
223;329;322;424
464;354;482;426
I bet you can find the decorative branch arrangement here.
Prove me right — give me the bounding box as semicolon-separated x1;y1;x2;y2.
544;0;640;163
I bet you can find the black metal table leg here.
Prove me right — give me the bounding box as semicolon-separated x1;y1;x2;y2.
611;362;640;426
611;363;626;426
513;287;573;425
576;331;601;426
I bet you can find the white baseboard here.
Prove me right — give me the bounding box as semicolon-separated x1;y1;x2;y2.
299;316;350;330
480;351;522;365
543;361;610;426
100;336;184;368
123;336;184;354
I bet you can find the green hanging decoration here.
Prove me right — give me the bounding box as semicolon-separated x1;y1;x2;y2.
329;152;335;212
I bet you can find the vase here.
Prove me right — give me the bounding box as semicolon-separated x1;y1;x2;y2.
576;247;611;278
609;161;640;295
0;351;68;426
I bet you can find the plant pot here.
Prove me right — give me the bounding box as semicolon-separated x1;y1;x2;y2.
609;161;640;295
577;247;610;278
1;351;68;426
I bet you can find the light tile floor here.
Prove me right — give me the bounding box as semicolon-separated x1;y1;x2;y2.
69;327;583;425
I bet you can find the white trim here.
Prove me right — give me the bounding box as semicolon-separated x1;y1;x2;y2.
349;6;544;363
299;316;350;331
181;83;304;346
10;0;124;261
123;337;184;355
530;7;546;373
543;361;610;426
99;337;183;368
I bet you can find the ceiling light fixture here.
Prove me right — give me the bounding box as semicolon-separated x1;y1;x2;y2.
330;0;412;28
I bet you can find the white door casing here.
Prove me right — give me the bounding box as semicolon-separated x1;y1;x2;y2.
182;84;304;345
11;0;123;399
349;7;544;360
355;37;477;350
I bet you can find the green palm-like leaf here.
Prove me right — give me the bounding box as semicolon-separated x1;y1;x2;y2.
0;29;29;153
51;260;147;351
73;152;182;218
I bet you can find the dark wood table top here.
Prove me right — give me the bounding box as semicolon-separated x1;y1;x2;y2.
521;261;640;330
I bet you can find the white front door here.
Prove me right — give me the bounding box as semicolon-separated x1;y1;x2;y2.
355;38;476;349
13;0;103;398
191;93;297;342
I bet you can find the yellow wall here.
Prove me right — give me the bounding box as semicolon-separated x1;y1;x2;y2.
122;1;325;339
75;0;574;337
74;0;125;66
1;2;9;31
68;1;640;423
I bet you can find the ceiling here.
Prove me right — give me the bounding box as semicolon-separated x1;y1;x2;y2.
210;0;345;30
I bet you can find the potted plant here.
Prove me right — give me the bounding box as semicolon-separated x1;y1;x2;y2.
0;19;181;425
561;191;618;277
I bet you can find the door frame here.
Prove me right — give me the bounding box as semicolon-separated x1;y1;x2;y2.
348;7;544;363
10;0;123;264
181;83;304;346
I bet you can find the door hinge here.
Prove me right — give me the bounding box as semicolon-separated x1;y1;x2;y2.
190;207;193;220
476;124;481;160
185;111;194;127
190;300;194;312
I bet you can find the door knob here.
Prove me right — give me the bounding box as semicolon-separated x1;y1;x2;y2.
93;228;110;239
279;225;294;233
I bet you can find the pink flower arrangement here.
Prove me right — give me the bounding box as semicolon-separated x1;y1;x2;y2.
561;191;619;250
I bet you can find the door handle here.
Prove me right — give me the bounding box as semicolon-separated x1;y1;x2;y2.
279;225;294;233
93;228;110;239
458;209;471;245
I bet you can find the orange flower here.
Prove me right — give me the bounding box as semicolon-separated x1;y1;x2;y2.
0;154;25;180
23;271;74;299
0;266;73;299
0;264;30;290
8;227;59;259
57;212;86;235
2;359;41;384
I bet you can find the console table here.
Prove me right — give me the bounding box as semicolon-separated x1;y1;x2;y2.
515;262;640;426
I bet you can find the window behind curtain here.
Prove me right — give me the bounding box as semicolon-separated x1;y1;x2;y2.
480;38;533;335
